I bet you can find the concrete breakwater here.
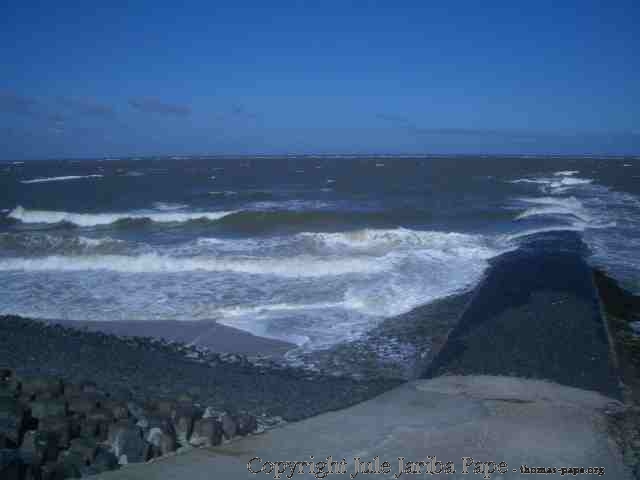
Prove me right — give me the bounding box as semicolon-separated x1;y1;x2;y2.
423;230;621;398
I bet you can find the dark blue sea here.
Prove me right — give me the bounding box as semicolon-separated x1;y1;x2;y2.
1;155;639;352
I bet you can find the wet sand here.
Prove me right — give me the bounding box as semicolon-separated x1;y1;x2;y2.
52;319;294;358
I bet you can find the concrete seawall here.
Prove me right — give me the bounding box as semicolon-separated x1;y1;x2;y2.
424;231;621;398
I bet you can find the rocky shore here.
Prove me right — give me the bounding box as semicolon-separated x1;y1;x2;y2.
1;367;260;478
0;315;401;479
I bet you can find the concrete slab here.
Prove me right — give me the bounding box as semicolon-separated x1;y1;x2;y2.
94;376;630;479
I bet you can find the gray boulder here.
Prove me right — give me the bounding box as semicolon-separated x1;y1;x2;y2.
0;397;24;447
20;430;59;466
21;377;63;399
39;460;66;480
79;406;114;441
0;369;19;398
0;449;24;480
147;427;177;457
68;436;98;464
39;416;71;449
153;399;176;417
101;399;128;421
86;446;119;475
126;401;152;423
57;450;86;478
107;422;150;464
220;413;237;440
235;413;258;436
29;399;67;420
189;418;222;447
172;406;199;445
67;394;100;415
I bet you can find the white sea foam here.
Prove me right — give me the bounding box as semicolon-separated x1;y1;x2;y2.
0;253;387;277
8;206;235;227
549;177;593;190
509;179;549;184
215;301;344;318
151;202;189;211
0;233;125;254
299;229;499;258
509;173;594;195
515;196;592;223
20;174;103;184
76;236;123;248
506;225;585;241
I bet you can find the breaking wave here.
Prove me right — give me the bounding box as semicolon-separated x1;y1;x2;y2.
516;196;593;223
0;253;388;277
298;228;500;258
20;175;103;184
0;233;125;255
7;206;235;227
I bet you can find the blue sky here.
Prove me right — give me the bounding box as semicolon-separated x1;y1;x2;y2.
1;1;638;159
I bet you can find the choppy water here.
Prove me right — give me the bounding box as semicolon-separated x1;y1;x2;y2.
1;155;638;351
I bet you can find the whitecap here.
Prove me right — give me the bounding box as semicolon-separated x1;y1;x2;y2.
515;196;591;223
509;178;551;185
152;202;189;211
20;174;103;184
0;253;387;277
299;228;500;258
215;301;344;318
8;206;235;227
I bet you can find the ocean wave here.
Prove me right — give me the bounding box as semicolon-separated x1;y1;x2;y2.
298;228;498;256
20;174;103;184
151;202;189;211
0;232;125;255
7;206;235;227
208;209;402;234
515;196;592;223
509;179;549;185
509;173;593;195
548;177;593;191
215;301;344;318
7;205;417;233
505;226;585;241
188;228;504;259
0;253;387;277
